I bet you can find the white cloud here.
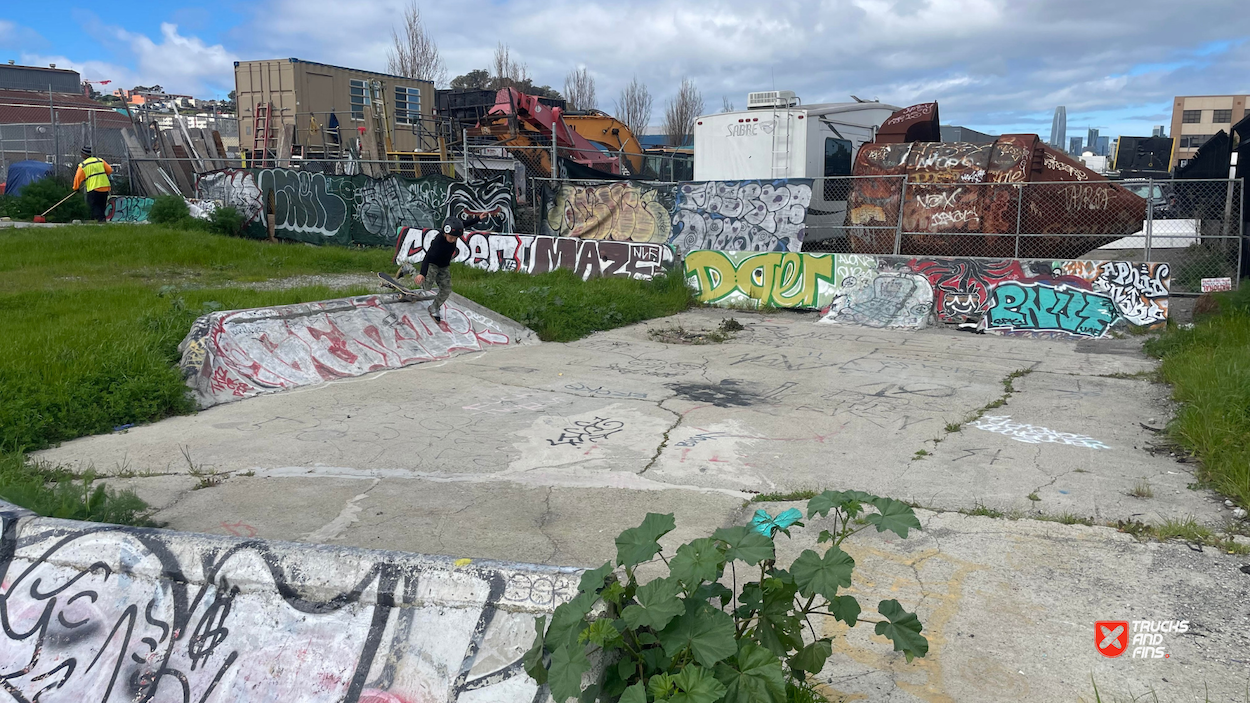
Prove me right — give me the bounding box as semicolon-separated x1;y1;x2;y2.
111;23;237;96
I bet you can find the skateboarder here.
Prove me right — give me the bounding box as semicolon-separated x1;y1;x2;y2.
414;210;484;322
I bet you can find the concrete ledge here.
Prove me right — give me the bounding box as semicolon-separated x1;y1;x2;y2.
0;499;578;702
179;292;538;408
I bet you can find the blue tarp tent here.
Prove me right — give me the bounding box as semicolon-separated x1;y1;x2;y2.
4;160;53;196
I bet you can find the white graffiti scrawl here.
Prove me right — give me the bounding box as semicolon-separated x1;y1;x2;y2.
669;180;812;255
972;415;1110;449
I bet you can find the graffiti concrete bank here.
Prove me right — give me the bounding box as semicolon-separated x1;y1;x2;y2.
684;251;1169;338
395;227;675;281
179;293;537;408
0;499;579;703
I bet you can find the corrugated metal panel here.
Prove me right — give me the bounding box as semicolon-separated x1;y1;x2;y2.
0;66;81;94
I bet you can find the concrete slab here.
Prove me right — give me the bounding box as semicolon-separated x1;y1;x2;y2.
756;502;1250;702
40;308;1222;535
29;308;1248;700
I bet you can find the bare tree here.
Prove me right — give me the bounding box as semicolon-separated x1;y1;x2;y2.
721;95;734;113
663;78;704;147
614;77;653;140
564;67;597;111
492;43;530;90
386;2;447;87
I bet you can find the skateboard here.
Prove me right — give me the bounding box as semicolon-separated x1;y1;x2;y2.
376;271;432;301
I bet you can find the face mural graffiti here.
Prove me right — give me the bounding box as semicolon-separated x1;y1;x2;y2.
685;251;1170;337
543;181;673;242
194;169;515;247
0;504;579;703
449;175;514;233
394;227;675;281
670;180;812;255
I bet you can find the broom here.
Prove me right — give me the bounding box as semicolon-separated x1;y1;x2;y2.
33;191;78;223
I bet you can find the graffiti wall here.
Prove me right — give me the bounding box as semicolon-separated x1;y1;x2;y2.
670;180;812;254
0;499;579;703
541;179;813;254
542;180;674;242
104;195;154;222
684;251;1169;337
194;169;515;247
395;227;675;281
179;293;536;407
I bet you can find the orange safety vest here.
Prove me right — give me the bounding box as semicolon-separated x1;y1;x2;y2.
80;157;110;191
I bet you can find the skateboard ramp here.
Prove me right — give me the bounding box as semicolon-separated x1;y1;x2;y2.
0;499;578;703
180;292;536;408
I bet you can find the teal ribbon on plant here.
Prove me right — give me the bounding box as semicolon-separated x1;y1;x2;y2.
751;508;804;538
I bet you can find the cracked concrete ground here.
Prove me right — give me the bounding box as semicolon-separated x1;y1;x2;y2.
37;308;1250;699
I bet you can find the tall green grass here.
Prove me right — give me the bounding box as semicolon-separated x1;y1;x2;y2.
1145;283;1250;508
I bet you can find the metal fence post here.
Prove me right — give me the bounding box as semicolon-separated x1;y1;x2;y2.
892;176;908;255
1145;177;1154;262
462;128;468;180
1014;183;1024;258
1238;176;1245;289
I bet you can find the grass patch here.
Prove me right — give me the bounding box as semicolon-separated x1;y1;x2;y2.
454;265;694;343
1128;480;1154;499
751;489;820;503
1115;517;1250;555
0;451;152;524
1144;282;1250;509
649;317;743;345
962;502;1005;519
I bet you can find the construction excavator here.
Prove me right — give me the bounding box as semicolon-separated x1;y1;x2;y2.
473;87;645;177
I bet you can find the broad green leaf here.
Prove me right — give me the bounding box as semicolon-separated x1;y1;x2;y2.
828;595;862;626
578;562;614;595
619;682;647;703
713;525;775;565
670;665;728;703
659;602;737;666
601;581;626;605
788;638;832;674
693;582;733;607
548;644;590;703
817;530;833;544
580;618;623;648
617;513;677;567
523;615;547;685
751;508;804;538
649;672;676;700
670;538;725;588
622;577;684;631
866;498;923;538
547;592;597;648
790;546;855;600
753;573;803;656
642;646;672;674
875;599;929;663
734;582;762;620
713;640;787;703
808;490;876;518
617;657;637;680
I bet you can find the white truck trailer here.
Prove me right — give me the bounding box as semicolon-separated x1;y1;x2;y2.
692;91;900;244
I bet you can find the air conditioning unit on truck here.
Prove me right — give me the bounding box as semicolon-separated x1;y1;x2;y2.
693;92;900;245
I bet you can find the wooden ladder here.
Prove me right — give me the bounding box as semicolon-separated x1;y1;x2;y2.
251;102;274;167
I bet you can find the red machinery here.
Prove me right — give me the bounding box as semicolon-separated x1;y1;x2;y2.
477;88;620;176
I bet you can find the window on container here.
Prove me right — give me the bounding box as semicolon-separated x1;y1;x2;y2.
1181;110;1202;124
350;79;370;119
395;86;421;125
1212;109;1232;123
823;137;852;201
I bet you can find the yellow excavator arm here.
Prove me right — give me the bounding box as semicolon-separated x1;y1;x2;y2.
560;111;645;176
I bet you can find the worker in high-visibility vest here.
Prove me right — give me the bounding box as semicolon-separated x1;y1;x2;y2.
72;146;113;222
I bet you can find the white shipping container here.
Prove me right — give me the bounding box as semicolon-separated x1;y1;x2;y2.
693;97;900;243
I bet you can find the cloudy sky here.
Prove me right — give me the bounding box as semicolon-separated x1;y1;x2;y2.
3;0;1248;141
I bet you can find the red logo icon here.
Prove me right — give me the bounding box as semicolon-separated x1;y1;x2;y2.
1096;621;1129;657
